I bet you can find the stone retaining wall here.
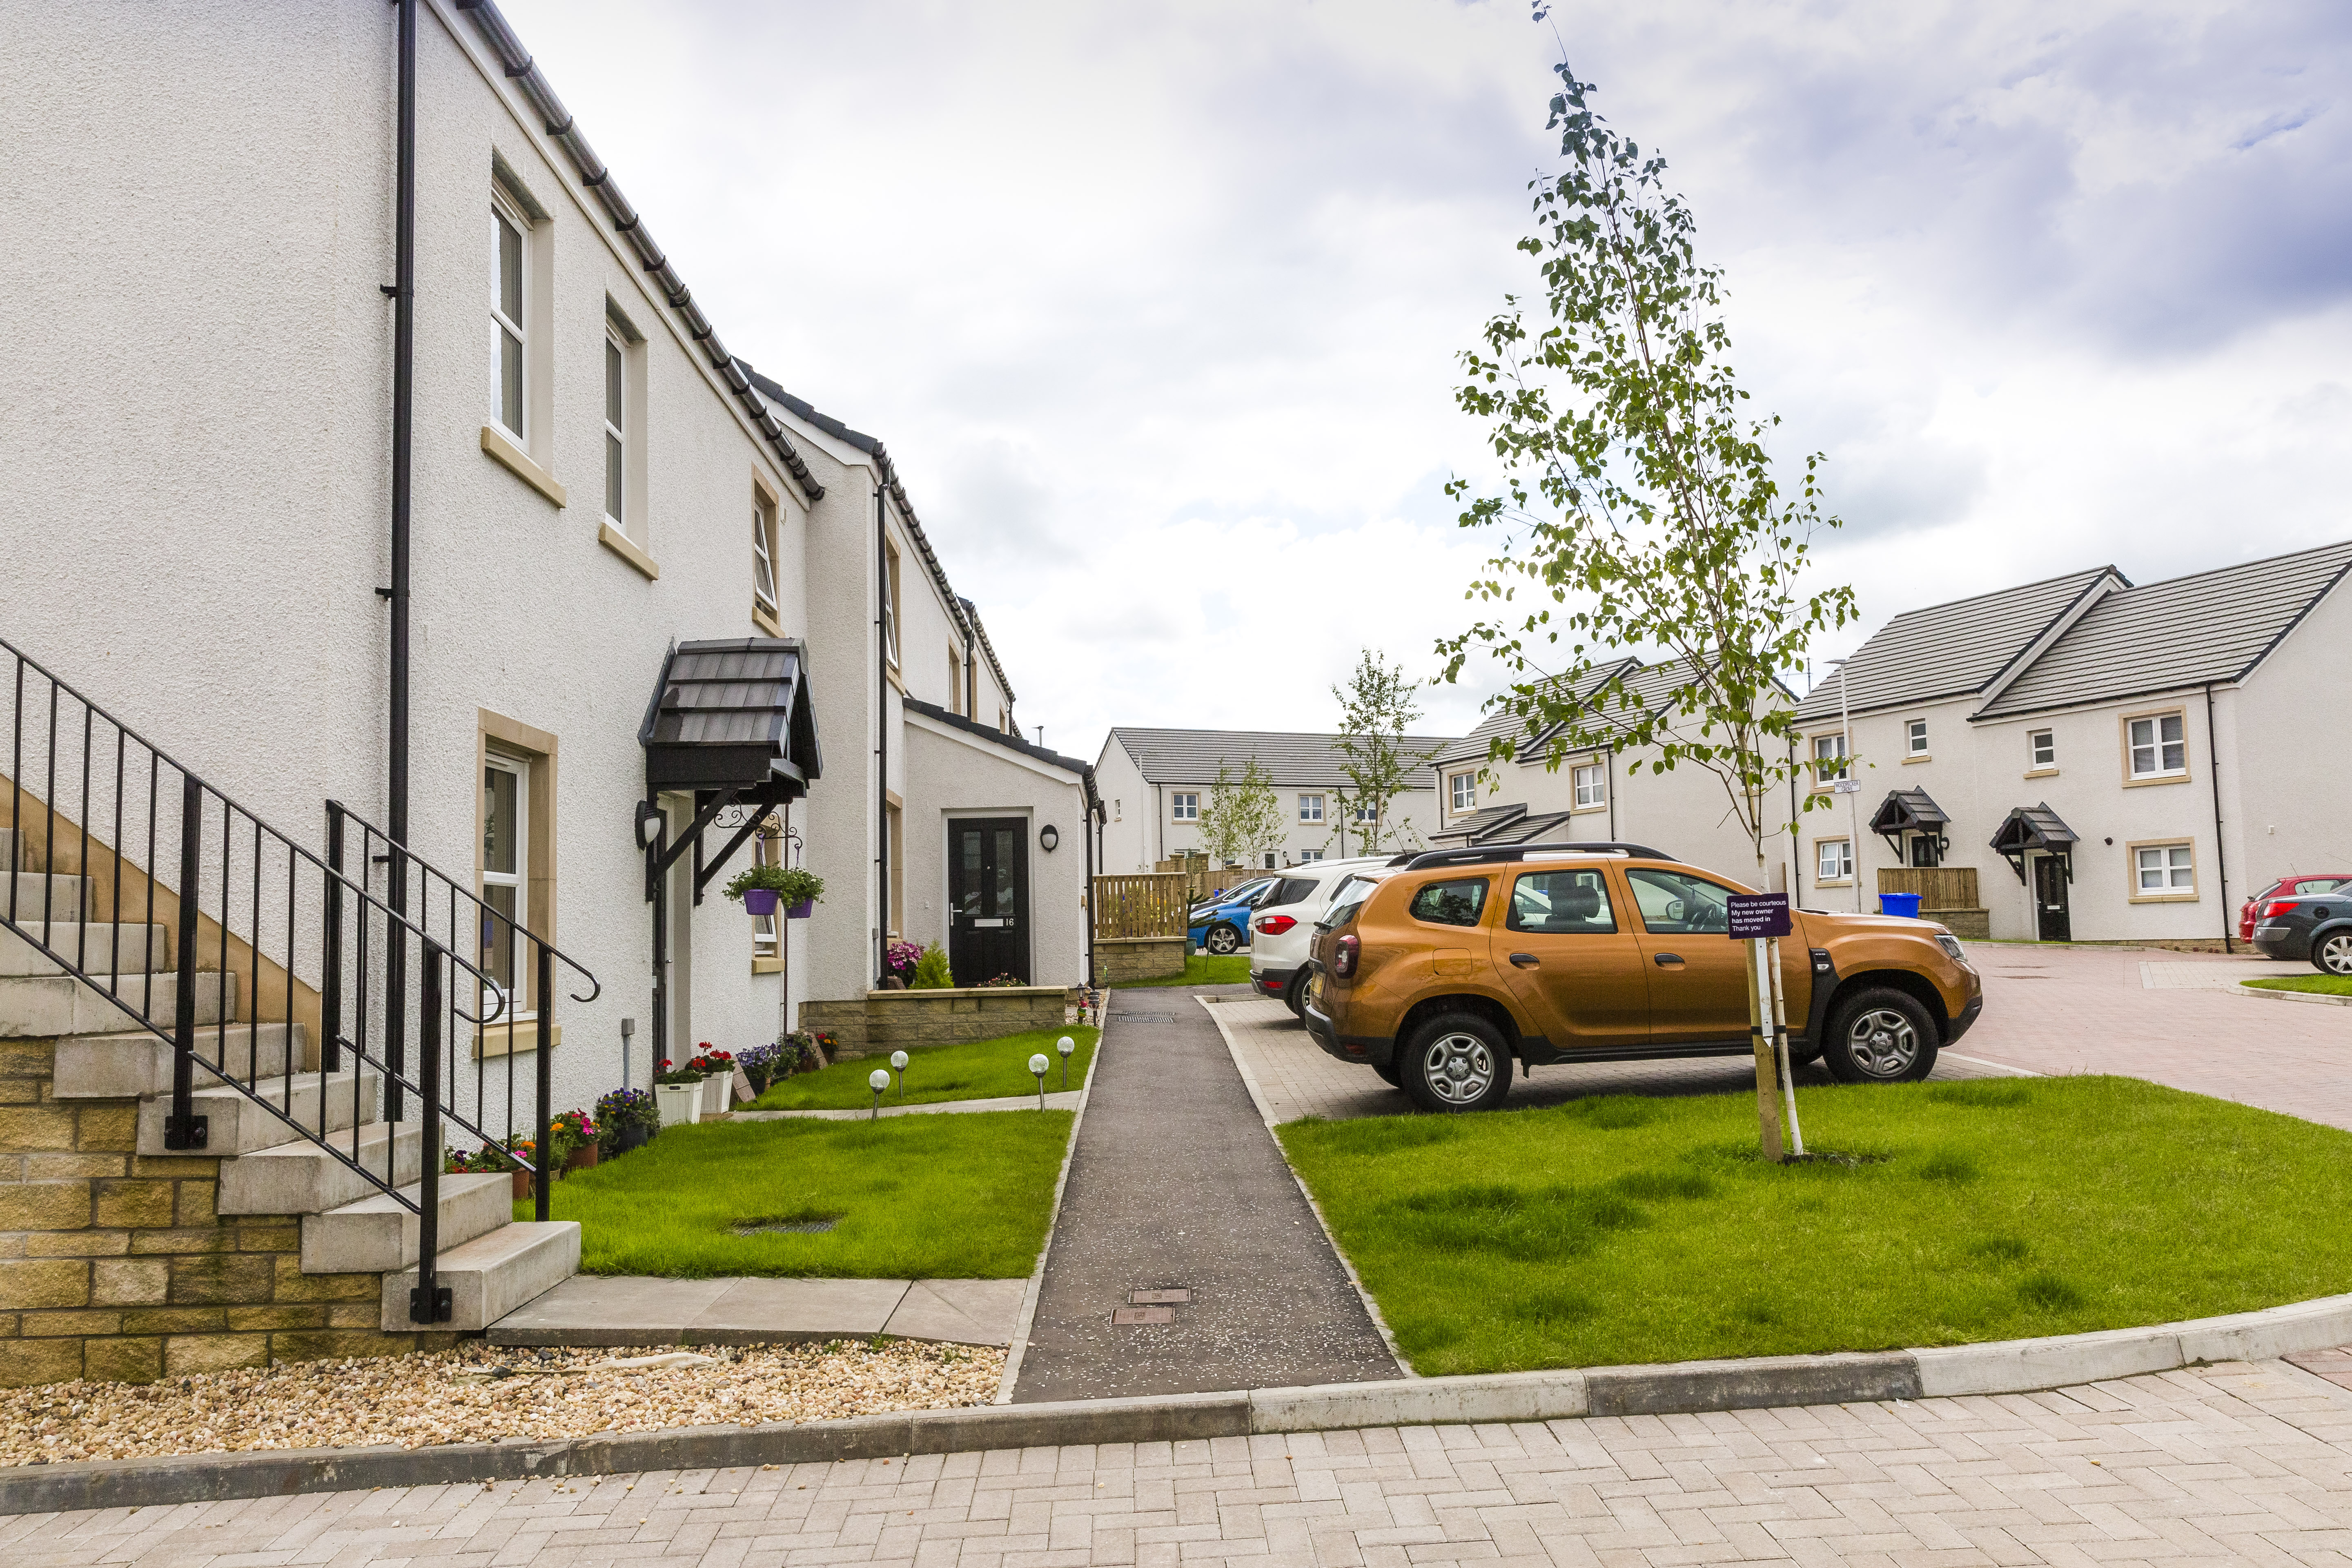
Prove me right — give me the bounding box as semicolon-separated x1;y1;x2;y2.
1092;936;1188;987
1923;908;1990;941
796;988;1076;1058
0;1036;458;1388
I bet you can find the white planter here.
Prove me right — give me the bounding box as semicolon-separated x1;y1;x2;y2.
655;1081;702;1128
701;1073;731;1116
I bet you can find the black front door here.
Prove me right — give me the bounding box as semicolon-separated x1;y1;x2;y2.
2033;854;2071;942
949;818;1030;985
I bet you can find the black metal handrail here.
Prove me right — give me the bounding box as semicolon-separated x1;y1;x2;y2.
0;635;530;1324
326;800;600;1226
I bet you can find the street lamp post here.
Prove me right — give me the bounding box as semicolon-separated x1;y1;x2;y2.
1831;657;1862;913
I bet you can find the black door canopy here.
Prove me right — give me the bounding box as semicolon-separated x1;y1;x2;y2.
1990;802;2077;884
640;638;822;795
1869;788;1950;838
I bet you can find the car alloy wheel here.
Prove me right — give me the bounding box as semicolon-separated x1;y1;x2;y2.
1844;1007;1921;1079
1417;1030;1498;1108
1205;923;1241;956
2319;932;2352;976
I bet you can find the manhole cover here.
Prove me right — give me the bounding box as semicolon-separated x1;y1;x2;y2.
1130;1289;1190;1304
732;1217;838;1235
1112;1306;1175;1325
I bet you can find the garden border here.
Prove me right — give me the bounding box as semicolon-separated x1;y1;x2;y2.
8;1291;2352;1516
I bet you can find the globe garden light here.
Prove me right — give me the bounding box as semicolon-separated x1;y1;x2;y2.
1056;1034;1074;1089
890;1049;909;1098
867;1067;890;1120
1028;1052;1049;1109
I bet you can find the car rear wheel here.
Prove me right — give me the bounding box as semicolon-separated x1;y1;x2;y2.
2315;930;2352;977
1205;923;1242;956
1282;970;1307;1017
1398;1013;1512;1113
1821;988;1938;1084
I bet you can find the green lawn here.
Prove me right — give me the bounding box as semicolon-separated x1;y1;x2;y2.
752;1027;1098;1110
2244;975;2352;996
536;1111;1071;1278
1279;1076;2352;1377
1116;954;1252;988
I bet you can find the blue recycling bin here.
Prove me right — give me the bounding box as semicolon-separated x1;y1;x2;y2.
1878;893;1922;918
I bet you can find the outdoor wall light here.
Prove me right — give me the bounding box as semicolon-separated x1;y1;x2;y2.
868;1067;890;1120
634;800;664;851
1056;1034;1074;1089
1029;1052;1050;1109
889;1049;909;1098
1039;823;1060;853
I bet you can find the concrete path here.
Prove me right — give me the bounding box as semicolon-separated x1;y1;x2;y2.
24;1356;2352;1566
1010;985;1400;1403
733;1090;1082;1122
487;1275;1027;1348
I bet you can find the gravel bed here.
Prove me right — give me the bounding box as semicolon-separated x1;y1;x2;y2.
0;1340;1003;1468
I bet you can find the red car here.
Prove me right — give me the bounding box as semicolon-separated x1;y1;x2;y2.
2243;875;2352;941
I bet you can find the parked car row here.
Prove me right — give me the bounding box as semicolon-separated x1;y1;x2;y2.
2248;882;2352;974
1244;856;1414;1013
1300;840;1983;1114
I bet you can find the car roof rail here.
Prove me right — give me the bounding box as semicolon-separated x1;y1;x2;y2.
1400;840;1674;871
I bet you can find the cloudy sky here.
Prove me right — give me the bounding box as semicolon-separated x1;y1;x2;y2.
502;0;2352;759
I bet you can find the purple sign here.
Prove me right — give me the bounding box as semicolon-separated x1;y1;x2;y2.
1727;892;1791;939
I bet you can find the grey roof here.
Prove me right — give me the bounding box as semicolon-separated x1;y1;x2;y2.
1428;803;1527;845
904;698;1089;778
1974;541;2352;719
1434;659;1640;768
1791;568;2119;724
1106;728;1457;789
1446;656;1796;767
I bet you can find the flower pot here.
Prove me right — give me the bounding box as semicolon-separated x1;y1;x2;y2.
743;888;780;916
655;1080;702;1127
566;1142;598;1173
787;898;814;919
511;1168;534;1202
700;1073;731;1117
605;1123;650;1158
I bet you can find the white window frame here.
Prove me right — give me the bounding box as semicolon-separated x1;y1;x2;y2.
1354;798;1377;823
2130;839;2198;901
1811;733;1848;786
490;192;528;441
481;753;529;1009
1170;792;1199;822
753;497;780;614
1298;793;1324;824
2124;710;2189;783
1572;762;1605;810
2028;729;2056;771
1298;849;1324;863
603;328;626;527
1449;771;1475;812
1816;837;1853;885
882;543;902;668
1905;719;1929;757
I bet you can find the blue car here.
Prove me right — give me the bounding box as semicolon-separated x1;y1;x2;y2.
1189;876;1279;956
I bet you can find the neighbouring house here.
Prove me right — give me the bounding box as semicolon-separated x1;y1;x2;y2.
1788;540;2352;947
1428;658;1803;888
0;0;1084;1381
1093;728;1458;874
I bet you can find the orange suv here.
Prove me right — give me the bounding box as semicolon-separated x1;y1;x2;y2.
1302;842;1983;1113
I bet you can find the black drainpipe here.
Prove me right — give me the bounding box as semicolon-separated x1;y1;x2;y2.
1082;767;1098;989
875;484;889;983
2207;683;2230;953
387;0;416;851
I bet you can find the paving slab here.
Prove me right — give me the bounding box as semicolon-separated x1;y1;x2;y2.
883;1278;1028;1344
486;1274;733;1345
486;1274;1023;1347
686;1276;909;1341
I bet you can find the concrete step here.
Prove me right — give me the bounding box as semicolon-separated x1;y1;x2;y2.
302;1172;514;1275
218;1120;425;1216
136;1068;380;1157
0;921;174;977
0;968;236;1038
52;1022;307;1098
0;829;20;871
378;1220;579;1332
1;873;91;922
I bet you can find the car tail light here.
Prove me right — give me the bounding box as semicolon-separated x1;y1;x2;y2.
1333;933;1360;978
2259;900;2299;920
1255;914;1296;935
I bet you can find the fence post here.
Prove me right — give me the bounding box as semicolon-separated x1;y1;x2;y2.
410;939;450;1323
163;773;207;1151
321;806;344;1075
535;940;553;1223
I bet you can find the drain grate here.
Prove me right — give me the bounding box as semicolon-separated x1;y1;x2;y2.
1130;1289;1191;1305
732;1218;838;1235
1112;1306;1175;1325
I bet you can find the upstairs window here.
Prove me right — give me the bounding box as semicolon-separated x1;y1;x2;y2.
882;543;902;667
753;497;779;614
1816;838;1853;884
2127;712;2187;779
1170;792;1198;822
1354;799;1376;823
1906;719;1929;756
1572;762;1605;808
1811;733;1848;785
1298;794;1324;823
1449;772;1475;812
491;196;527;438
603;332;625;526
2029;729;2056;769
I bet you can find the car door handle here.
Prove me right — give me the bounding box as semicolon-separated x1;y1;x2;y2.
1509;952;1540;969
1652;952;1684;967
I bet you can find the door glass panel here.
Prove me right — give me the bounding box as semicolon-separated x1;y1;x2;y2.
1508;871;1616;934
992;828;1018;917
957;829;981;916
1624;869;1733;934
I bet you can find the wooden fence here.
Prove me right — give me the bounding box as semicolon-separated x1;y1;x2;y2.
1875;866;1982;910
1153;858;1263;901
1092;873;1191;939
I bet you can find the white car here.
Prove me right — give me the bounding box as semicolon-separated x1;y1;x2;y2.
1247;858;1402;1014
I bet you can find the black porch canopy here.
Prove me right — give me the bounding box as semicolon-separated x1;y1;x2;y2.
1869;787;1951;860
638;637;822;904
1989;802;2077;885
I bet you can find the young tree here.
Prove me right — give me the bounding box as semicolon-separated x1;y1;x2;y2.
1437;51;1856;1157
1331;650;1436;855
1198;759;1283;871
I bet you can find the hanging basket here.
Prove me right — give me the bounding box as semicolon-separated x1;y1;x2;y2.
787;898;815;919
743;888;780;916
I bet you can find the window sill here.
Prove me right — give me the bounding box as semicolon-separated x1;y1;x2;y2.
472;1021;560;1060
1815;879;1854;889
2124;772;2191;789
598;520;659;580
752;600;783;638
1571;802;1608;815
481;424;567;508
2128;891;2200;904
752;956;785;974
1902;754;1932;765
2024;767;2059;779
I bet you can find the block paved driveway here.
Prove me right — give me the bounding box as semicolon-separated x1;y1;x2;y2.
1213;946;2352;1129
19;1357;2352;1566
